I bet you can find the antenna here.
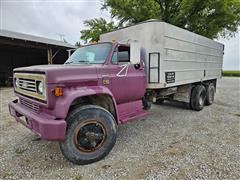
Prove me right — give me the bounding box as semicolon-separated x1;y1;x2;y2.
57;33;65;41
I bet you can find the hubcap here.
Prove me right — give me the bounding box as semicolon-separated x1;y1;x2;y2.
74;120;106;152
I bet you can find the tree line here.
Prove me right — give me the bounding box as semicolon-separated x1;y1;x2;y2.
76;0;240;45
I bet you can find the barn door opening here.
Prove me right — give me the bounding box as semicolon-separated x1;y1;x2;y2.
149;52;160;83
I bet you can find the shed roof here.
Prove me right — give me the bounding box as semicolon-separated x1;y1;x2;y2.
0;29;76;49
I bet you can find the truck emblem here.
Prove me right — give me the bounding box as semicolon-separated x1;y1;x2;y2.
102;75;110;85
102;78;110;85
22;82;28;88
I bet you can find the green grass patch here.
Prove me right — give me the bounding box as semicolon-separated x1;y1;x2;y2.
222;70;240;77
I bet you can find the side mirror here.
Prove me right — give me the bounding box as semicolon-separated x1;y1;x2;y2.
130;40;141;65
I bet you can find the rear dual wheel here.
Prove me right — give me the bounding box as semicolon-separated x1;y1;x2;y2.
155;98;164;104
190;85;206;111
205;83;215;105
59;105;117;165
190;83;215;111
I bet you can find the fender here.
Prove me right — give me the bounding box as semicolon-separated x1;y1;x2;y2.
53;86;119;123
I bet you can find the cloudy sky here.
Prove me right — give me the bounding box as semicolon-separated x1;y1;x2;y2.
1;0;239;70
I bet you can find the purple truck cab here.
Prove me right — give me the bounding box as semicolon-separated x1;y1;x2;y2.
9;42;149;164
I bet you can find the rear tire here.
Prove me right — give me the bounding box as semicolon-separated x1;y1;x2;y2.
142;97;151;110
205;83;215;105
59;105;117;165
190;85;206;111
156;98;164;104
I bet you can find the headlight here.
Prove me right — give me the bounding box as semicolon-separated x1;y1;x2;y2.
37;81;43;94
15;78;19;87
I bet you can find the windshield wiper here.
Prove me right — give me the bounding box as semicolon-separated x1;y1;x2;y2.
65;60;90;64
78;60;90;64
65;61;74;64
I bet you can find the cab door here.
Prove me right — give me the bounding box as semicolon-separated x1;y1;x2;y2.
109;45;146;104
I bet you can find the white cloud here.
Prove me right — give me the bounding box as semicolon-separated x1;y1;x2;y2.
1;0;111;44
217;31;240;70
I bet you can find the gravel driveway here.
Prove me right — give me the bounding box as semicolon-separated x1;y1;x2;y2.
0;77;239;179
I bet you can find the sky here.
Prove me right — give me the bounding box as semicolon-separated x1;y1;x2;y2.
0;0;239;70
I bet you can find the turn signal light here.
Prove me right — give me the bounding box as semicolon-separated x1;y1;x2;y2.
53;87;63;97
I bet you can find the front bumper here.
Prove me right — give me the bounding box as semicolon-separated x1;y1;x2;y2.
9;99;66;141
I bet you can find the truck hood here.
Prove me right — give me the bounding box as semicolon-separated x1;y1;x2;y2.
14;64;100;84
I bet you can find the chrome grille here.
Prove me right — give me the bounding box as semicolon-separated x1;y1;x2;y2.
14;73;46;102
20;98;40;112
17;78;37;92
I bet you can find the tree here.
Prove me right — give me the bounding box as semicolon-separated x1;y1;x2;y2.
80;18;116;43
80;0;240;42
102;0;240;39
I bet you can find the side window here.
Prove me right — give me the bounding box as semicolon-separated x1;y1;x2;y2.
118;51;129;65
111;45;130;65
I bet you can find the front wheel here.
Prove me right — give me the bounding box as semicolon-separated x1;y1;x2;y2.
59;105;117;165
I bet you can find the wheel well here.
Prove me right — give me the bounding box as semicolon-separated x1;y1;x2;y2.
69;94;117;121
202;79;217;92
188;79;217;101
189;79;217;90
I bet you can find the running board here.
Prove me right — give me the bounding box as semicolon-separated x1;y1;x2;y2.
117;100;149;124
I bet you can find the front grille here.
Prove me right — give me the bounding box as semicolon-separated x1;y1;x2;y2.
20;98;40;112
14;72;46;102
17;78;37;92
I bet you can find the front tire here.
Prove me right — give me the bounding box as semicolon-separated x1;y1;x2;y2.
59;105;117;165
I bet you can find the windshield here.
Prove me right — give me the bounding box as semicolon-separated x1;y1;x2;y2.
65;43;112;64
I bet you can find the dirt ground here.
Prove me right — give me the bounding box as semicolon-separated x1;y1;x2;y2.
0;77;239;179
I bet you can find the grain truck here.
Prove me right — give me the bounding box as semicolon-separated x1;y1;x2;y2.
9;20;224;165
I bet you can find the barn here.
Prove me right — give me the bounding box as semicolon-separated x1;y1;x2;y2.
0;30;76;86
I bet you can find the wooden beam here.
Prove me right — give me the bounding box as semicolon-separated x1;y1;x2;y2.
52;49;60;61
47;48;52;64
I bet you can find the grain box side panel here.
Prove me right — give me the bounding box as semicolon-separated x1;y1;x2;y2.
161;23;223;88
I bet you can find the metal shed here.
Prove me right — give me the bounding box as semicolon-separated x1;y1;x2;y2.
0;29;76;86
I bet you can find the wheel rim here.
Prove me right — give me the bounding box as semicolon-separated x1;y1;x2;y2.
73;120;106;152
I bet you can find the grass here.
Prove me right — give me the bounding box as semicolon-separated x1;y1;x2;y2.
222;70;240;77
